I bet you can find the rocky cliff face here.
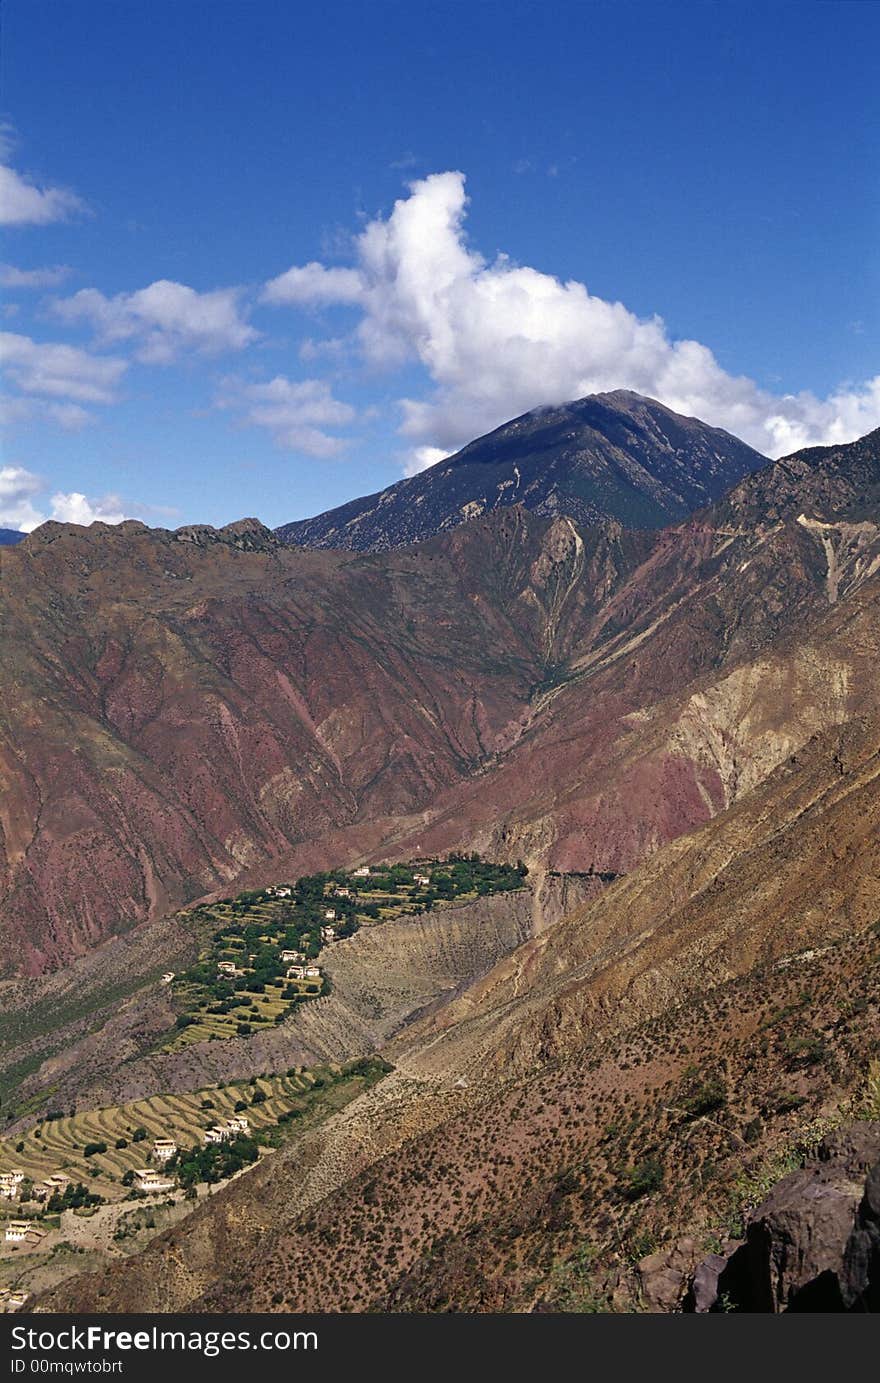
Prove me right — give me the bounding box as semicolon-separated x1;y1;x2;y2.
276;390;767;551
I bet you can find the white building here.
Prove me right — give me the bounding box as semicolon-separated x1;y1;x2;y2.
0;1171;25;1201
275;886;292;898
352;866;370;878
4;1221;33;1243
133;1169;174;1193
34;1173;70;1202
0;1288;29;1311
414;873;431;886
321;926;336;943
280;949;304;963
323;908;337;921
204;1117;249;1144
152;1138;177;1163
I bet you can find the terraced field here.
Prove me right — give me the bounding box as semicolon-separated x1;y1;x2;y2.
0;1066;343;1201
161;857;526;1051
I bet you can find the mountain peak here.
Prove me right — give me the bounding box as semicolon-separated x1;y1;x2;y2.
276;390;767;553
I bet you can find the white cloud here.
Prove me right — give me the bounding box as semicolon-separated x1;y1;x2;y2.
0;465;129;531
0;331;127;403
403;445;451;477
0;395;93;432
261;262;364;308
52;279;258;363
0;465;44;530
0;162;85;226
0;263;71;288
216;374;356;457
263;171;880;463
48;491;128;526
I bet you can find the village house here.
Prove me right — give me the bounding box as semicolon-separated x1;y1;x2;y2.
0;1288;29;1311
275;886;292;898
152;1138;177;1162
280;949;304;963
133;1169;174;1193
321;926;336;943
4;1220;34;1243
34;1173;70;1202
333;886;351;898
161;971;176;984
217;960;240;976
204;1123;234;1145
0;1171;25;1201
324;908;337;921
204;1115;249;1144
352;866;370;878
305;965;321;979
414;873;431;886
286;964;307;980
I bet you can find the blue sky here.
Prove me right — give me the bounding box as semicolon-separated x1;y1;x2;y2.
1;0;878;531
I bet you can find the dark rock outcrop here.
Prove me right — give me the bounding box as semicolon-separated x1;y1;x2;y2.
691;1123;880;1311
174;517;278;551
636;1236;702;1312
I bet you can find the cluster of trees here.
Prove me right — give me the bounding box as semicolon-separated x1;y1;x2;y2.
358;855;527;906
174;858;525;1036
164;1134;260;1188
47;1181;104;1212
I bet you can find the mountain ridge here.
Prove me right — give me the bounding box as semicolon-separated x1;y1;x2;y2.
4;422;880;976
275;390;768;551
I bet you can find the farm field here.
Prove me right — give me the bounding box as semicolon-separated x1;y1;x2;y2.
162;855;526;1051
0;1058;389;1207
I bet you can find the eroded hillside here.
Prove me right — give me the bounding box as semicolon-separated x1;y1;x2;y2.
32;701;880;1313
5;426;880;976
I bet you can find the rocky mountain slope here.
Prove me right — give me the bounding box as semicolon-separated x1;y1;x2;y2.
0;511;644;973
276;391;767;551
2;874;596;1120
33;693;880;1313
694;1123;880;1312
13;423;880;1315
4;427;880;977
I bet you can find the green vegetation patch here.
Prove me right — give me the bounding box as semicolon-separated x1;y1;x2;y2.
162;855;526;1050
